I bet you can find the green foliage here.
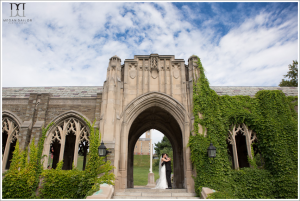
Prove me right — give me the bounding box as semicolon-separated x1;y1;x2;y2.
189;56;298;199
231;168;275;199
39;165;96;199
154;136;172;156
3;119;115;199
279;60;298;87
2;123;53;199
39;119;115;199
247;144;257;169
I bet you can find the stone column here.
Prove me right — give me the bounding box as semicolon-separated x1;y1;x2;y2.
18;93;38;150
30;93;50;146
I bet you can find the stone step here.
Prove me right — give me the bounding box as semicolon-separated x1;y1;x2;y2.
112;188;199;199
115;192;197;197
124;188;187;193
113;196;201;199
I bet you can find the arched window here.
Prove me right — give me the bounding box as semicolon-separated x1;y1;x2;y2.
2;117;20;170
43;117;89;170
227;123;257;169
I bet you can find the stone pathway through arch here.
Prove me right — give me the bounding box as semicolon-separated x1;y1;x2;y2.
112;186;200;199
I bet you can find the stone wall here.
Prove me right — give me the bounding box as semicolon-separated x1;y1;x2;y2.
2;55;298;191
2;87;103;170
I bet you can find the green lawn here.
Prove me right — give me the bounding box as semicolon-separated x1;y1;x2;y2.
133;155;160;186
48;155;87;170
49;154;158;185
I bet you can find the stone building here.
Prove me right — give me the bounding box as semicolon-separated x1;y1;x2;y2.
1;54;298;193
134;130;152;155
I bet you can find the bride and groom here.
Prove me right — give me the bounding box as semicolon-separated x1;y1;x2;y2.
153;153;172;189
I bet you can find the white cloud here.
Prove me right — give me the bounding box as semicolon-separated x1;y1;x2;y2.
1;2;298;87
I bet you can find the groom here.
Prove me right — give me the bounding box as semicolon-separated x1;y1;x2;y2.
162;154;172;189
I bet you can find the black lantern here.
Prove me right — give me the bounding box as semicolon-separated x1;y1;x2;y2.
207;142;216;158
98;141;111;162
98;141;107;157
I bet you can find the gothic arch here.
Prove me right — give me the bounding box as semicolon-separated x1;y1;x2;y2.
42;111;91;169
2;110;22;171
120;92;188;129
227;123;257;169
118;92;189;189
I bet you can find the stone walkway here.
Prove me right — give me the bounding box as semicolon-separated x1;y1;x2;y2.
112;187;200;199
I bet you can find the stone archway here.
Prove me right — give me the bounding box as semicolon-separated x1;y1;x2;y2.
117;92;191;190
127;106;184;188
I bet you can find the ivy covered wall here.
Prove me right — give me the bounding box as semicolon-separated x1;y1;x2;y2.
2;119;115;199
188;57;298;199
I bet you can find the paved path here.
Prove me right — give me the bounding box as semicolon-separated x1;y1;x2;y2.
112;187;200;199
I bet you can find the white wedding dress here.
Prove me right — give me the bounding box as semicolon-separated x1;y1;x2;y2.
153;156;168;189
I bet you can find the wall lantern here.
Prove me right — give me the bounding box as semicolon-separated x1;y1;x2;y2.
98;141;111;161
207;142;216;158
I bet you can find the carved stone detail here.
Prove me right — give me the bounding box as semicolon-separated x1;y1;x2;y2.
42;117;90;169
150;56;158;69
228;123;257;170
129;64;137;79
172;64;180;79
2;117;19;143
2;116;20;170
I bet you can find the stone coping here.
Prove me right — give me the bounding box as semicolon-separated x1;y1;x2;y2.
2;86;298;98
86;183;114;199
2;86;103;98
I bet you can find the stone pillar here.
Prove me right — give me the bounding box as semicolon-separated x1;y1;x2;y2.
101;55;122;143
99;55;123;189
30;93;50;146
18;93;38;150
146;173;156;187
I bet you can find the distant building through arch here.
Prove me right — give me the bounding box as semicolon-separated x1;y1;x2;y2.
134;130;152;155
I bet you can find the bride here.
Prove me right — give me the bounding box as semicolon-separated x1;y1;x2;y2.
153;153;170;189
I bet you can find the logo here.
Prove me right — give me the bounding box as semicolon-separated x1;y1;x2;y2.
10;3;26;17
3;3;32;24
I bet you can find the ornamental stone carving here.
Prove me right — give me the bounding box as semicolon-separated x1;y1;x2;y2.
129;64;137;79
173;64;180;79
150;55;159;79
228;123;257;169
42;117;89;169
2;117;19;143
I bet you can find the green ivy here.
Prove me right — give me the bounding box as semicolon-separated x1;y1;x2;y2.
2;119;115;199
2;123;53;199
38;119;115;199
188;56;298;199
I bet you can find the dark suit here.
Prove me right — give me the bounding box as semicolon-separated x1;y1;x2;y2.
162;158;172;188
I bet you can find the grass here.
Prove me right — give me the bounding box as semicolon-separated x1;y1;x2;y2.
48;154;158;185
133;155;160;186
47;155;87;170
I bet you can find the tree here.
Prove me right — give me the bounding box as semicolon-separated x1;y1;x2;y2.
279;60;298;87
154;136;172;157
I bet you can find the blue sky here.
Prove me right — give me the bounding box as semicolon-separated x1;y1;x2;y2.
1;2;298;88
1;1;298;146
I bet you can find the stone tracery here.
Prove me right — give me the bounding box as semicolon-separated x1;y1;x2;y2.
43;117;90;170
228;123;257;169
2;117;20;170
